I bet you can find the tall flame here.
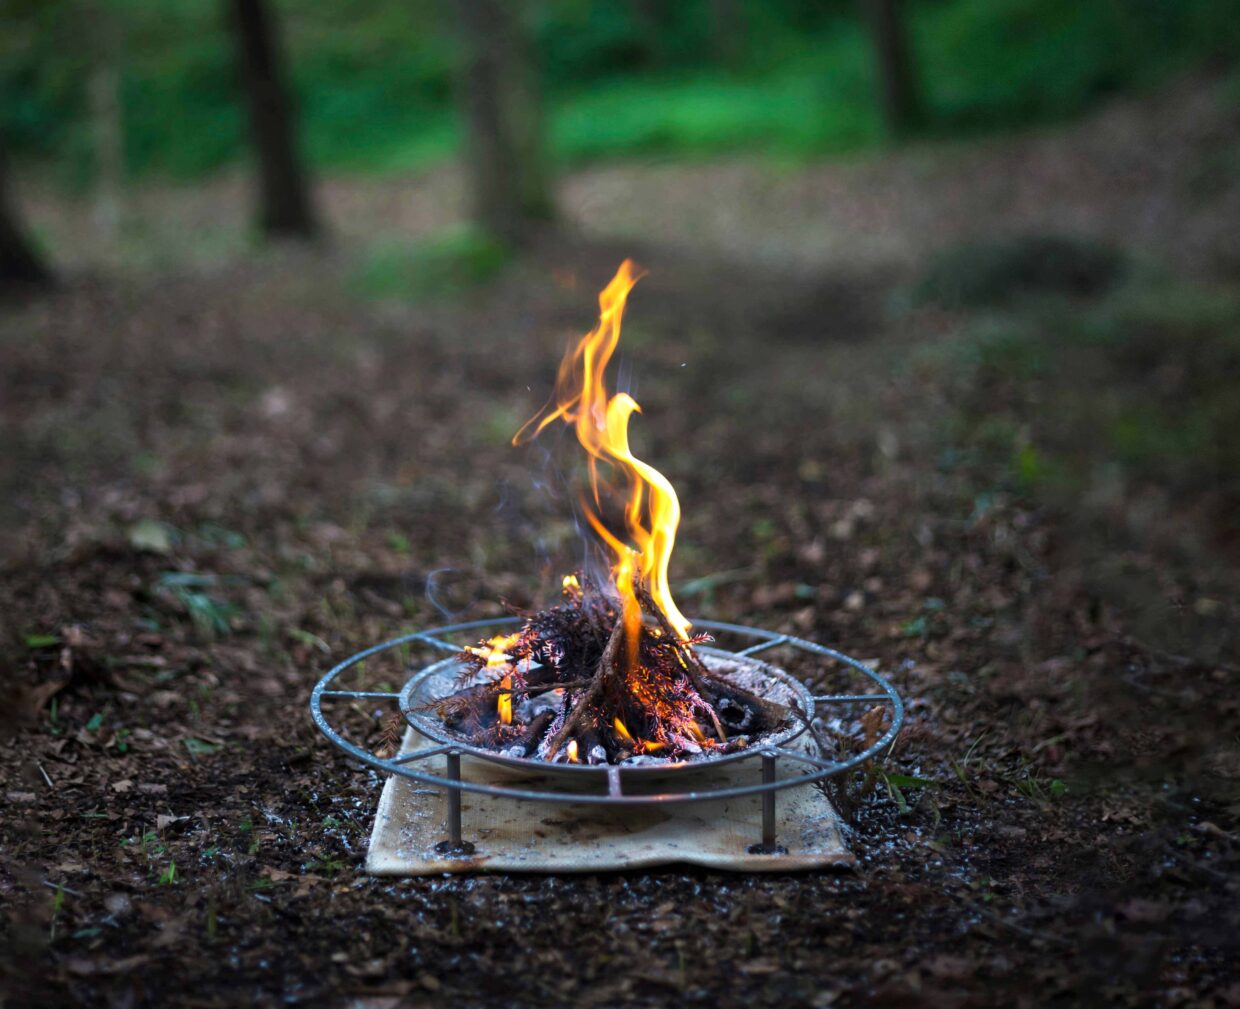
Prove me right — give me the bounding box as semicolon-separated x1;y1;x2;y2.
514;260;691;658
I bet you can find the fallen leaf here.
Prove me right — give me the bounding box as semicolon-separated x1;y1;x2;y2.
127;518;174;554
12;680;68;723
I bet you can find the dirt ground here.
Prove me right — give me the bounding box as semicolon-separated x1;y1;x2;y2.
2;76;1238;1008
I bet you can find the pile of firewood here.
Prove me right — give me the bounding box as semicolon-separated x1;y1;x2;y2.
423;577;788;765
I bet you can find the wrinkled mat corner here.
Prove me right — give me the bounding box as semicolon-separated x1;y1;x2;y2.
366;727;853;875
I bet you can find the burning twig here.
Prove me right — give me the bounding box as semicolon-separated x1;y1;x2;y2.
542;615;625;758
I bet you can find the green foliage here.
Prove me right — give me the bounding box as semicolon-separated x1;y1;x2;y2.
24;633;61;648
284;0;457;171
386;531;411;555
184;737;222;758
937;276;1240;506
549;35;880;164
3;0;1237;184
156;571;239;638
349;227;511;303
882;772;937;815
1012;766;1068;804
920;0;1240;132
121;33;242;178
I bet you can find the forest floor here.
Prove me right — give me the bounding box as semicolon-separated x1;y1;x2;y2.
2;74;1238;1008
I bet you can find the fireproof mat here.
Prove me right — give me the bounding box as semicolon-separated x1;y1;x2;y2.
366;726;853;874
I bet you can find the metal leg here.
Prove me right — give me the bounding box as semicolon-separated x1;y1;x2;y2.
761;752;777;847
434;750;476;857
445;750;464;848
747;751;788;855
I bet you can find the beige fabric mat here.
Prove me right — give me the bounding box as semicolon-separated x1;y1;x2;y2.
366;726;852;874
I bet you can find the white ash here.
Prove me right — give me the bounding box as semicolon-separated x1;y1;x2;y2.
516;691;561;722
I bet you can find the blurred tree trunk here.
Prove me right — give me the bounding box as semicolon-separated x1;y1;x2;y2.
709;0;746;70
0;142;52;292
627;0;668;66
228;0;318;239
455;0;552;245
860;0;924;137
87;2;125;240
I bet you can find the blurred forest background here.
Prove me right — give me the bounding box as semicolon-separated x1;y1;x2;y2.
2;2;1239;1004
5;0;1240;181
4;0;1240;261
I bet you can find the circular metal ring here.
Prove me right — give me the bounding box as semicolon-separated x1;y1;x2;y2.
309;617;904;806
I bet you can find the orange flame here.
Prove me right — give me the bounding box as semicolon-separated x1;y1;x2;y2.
465;631;522;669
465;632;522;725
566;739;580;763
612;717;635;744
514;260;690;660
497;673;513;725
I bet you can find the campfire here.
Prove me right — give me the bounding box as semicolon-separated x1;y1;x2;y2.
424;261;792;765
312;256;904;860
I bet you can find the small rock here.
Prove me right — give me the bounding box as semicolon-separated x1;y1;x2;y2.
104;893;133;916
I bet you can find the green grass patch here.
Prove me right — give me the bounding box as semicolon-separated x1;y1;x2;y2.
549;44;880;164
348;227;511;303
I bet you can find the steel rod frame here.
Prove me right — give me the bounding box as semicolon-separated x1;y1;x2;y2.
311;617;904;816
